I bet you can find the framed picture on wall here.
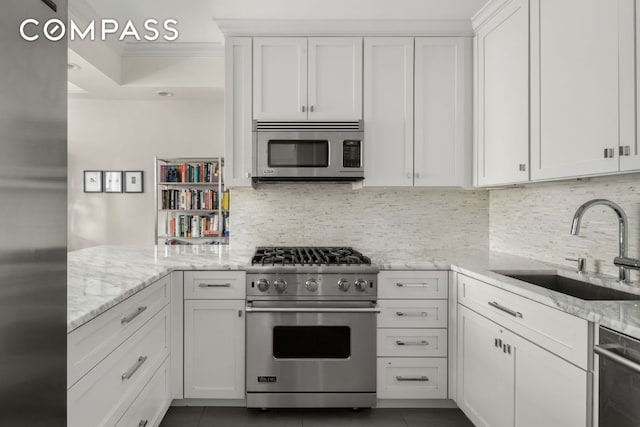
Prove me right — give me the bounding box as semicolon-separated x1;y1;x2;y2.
104;171;123;193
83;170;103;193
124;171;144;193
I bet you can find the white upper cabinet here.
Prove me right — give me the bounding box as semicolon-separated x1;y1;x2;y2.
225;37;253;187
364;37;472;187
475;0;530;186
620;0;640;171
530;0;635;180
364;38;414;187
308;38;363;120
253;37;308;121
253;37;362;121
414;37;472;187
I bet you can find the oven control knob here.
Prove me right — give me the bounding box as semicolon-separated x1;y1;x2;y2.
305;279;319;292
257;279;270;292
338;279;351;291
274;279;288;294
354;279;368;292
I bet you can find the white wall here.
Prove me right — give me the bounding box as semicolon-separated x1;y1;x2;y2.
490;174;640;280
68;96;224;250
230;184;489;254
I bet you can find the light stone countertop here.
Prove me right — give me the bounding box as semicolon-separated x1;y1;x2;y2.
67;245;252;332
68;245;640;340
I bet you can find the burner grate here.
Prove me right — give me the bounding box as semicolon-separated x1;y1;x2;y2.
251;246;371;267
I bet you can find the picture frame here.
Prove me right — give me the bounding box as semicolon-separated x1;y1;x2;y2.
83;170;103;193
124;171;144;193
103;171;123;193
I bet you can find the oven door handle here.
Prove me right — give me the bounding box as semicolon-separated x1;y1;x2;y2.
245;305;381;314
595;344;640;375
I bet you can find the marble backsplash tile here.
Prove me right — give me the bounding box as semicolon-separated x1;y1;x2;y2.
490;174;640;280
229;184;489;255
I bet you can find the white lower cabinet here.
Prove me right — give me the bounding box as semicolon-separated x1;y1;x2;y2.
457;304;589;427
115;357;171;427
183;299;245;399
377;271;449;403
377;357;448;399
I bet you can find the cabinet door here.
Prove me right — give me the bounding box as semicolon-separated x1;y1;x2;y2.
476;0;530;186
363;37;414;187
620;0;640;171
531;0;634;179
514;333;589;427
184;300;245;399
253;37;307;121
414;37;472;187
224;37;253;187
308;37;363;120
457;305;514;427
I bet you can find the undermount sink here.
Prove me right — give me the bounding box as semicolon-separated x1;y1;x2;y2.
491;271;640;301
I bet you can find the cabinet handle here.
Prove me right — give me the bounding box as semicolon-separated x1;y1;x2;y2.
495;338;503;348
121;306;148;325
604;148;615;158
396;311;428;317
396;376;429;382
488;301;523;318
396;340;429;346
139;420;149;427
199;283;231;288
396;282;430;288
238;309;243;318
121;355;148;381
310;105;314;113
415;172;421;179
519;163;526;172
620;146;631;156
302;105;306;113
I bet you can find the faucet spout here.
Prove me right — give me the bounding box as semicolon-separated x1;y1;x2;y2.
570;199;629;283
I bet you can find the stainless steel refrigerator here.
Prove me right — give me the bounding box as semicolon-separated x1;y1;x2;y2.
0;0;67;425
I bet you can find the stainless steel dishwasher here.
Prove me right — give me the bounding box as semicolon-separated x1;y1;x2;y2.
595;326;640;427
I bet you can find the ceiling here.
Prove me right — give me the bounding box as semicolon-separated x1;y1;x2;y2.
68;0;489;100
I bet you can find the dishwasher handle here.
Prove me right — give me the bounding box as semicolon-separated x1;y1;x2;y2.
595;344;640;375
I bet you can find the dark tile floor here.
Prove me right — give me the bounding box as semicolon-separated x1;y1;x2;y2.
160;407;475;427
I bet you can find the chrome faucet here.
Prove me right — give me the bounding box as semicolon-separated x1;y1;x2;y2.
570;199;632;284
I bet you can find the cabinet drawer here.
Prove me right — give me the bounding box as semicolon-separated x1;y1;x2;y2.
378;300;448;328
458;274;589;368
68;307;170;427
377;329;447;357
115;356;171;427
184;271;245;299
377;357;447;399
379;271;448;299
68;274;171;387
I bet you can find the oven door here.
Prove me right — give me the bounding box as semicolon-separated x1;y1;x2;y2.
246;301;377;393
253;131;364;180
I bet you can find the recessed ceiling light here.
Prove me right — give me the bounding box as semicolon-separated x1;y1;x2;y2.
157;91;174;97
68;63;81;71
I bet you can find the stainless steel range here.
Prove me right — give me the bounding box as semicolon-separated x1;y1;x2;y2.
245;247;380;409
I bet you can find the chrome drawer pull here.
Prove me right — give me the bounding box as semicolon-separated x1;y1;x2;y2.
488;301;523;318
396;283;430;288
396;311;428;317
396;376;429;382
121;306;148;325
121;355;148;381
396;340;429;346
199;282;231;288
139;420;148;427
246;306;381;314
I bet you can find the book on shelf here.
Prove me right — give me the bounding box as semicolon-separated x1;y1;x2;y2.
159;161;220;183
167;213;224;239
161;189;219;210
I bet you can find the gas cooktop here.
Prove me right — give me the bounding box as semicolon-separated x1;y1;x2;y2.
251;246;372;267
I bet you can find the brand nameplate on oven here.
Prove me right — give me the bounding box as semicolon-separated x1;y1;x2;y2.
258;376;277;383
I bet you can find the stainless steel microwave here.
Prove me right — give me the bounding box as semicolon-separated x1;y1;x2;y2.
252;121;364;182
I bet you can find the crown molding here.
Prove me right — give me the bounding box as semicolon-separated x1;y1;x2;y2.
215;19;474;37
471;0;513;31
122;42;225;58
